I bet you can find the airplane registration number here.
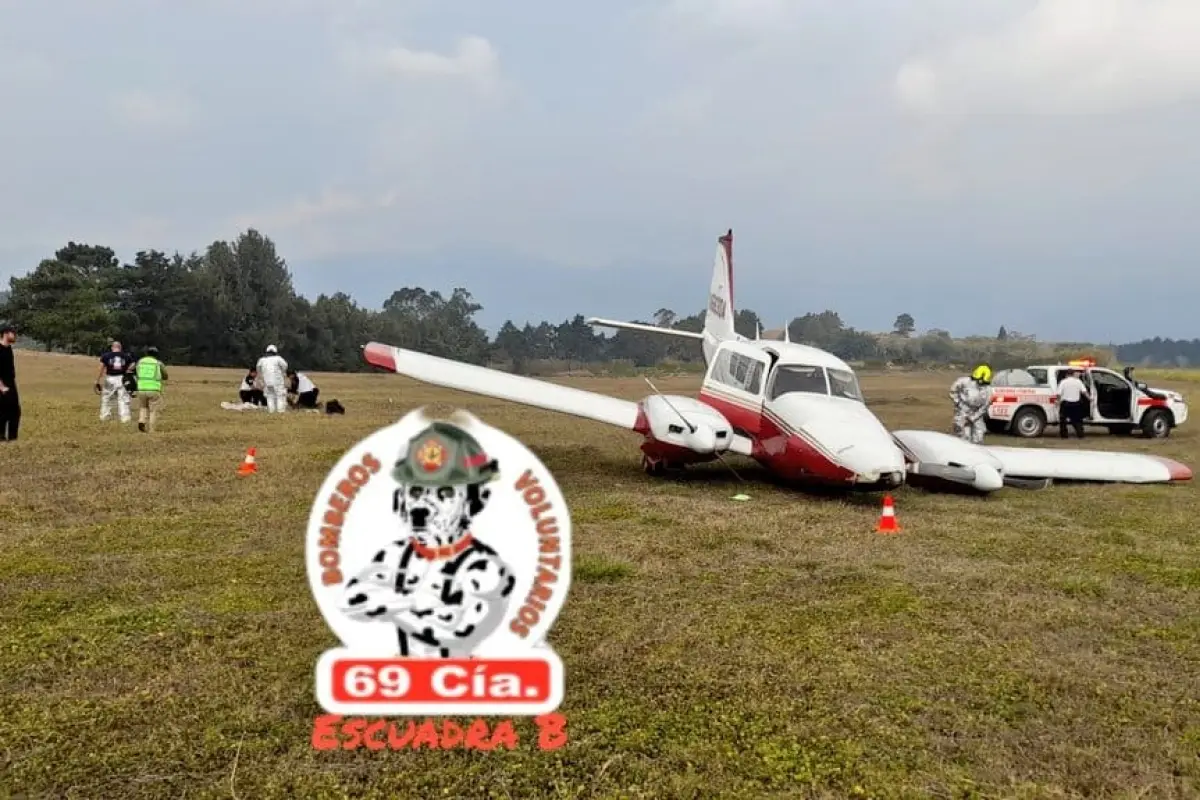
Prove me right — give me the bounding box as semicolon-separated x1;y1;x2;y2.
708;294;726;319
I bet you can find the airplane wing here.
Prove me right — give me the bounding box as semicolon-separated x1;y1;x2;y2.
892;429;1191;487
364;342;639;428
984;444;1192;483
586;318;704;340
362;342;755;457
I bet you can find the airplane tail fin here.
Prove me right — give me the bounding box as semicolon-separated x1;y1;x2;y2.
703;229;737;363
586;228;739;364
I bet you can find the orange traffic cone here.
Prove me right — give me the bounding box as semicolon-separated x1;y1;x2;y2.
876;494;900;533
237;447;257;476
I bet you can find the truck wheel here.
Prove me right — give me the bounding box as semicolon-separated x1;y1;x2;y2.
1140;409;1171;439
1011;406;1046;438
985;418;1008;434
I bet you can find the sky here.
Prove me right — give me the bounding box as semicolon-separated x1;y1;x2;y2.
2;0;1199;343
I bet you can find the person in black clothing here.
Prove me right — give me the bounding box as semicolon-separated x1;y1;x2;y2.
95;340;135;423
239;369;267;406
0;325;19;441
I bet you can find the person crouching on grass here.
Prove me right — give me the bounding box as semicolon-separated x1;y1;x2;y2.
286;369;320;409
239;368;267;406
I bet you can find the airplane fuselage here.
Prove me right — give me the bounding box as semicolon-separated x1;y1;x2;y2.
638;338;909;488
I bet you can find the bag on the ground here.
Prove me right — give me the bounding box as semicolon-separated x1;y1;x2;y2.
325;399;345;415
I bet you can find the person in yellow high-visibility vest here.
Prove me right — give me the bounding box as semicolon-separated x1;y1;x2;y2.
134;347;169;433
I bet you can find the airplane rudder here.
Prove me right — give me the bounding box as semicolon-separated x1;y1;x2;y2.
705;229;736;340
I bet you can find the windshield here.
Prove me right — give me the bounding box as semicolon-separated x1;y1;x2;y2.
827;368;863;401
769;365;828;399
995;369;1040;387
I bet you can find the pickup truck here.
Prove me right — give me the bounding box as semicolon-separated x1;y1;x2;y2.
985;361;1188;438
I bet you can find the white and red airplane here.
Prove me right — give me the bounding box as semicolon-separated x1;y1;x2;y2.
363;230;1191;493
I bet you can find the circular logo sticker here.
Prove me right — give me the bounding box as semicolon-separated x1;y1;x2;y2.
307;408;571;716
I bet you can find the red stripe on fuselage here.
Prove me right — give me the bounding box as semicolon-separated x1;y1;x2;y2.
698;390;855;482
701;384;845;461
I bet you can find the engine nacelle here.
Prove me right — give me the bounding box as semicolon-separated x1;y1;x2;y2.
640;394;733;454
891;429;1005;492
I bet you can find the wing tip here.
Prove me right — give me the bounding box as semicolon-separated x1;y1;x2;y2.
1153;456;1192;481
363;341;397;372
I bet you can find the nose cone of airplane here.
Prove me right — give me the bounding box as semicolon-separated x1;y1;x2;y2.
774;395;907;482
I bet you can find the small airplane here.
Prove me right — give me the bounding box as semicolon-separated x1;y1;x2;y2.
363;230;1191;493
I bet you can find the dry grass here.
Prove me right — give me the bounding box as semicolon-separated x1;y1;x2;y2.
2;352;1199;800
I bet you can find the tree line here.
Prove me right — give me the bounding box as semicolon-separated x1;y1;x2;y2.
0;230;1190;373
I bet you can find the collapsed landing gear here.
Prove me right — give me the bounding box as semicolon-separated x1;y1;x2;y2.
642;455;684;476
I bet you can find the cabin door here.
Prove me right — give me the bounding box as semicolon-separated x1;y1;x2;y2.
701;341;772;436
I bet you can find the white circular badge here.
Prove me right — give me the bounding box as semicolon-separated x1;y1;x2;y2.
306;408;572;661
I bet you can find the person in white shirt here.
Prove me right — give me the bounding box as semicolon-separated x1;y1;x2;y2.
255;345;289;413
287;369;320;409
1055;368;1091;438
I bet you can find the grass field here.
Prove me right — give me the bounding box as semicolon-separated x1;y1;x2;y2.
3;352;1199;799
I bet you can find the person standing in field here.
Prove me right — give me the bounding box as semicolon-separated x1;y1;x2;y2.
1055;367;1090;439
949;364;992;444
95;340;133;424
0;325;19;441
256;344;289;414
134;347;168;433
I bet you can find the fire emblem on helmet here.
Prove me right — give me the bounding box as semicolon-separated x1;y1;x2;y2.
416;439;446;472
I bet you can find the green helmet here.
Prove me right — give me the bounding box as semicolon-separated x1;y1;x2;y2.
391;421;500;487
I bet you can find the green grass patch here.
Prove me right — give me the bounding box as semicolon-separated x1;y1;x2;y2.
2;354;1199;798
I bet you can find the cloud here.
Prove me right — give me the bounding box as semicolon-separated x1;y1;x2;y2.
0;51;55;91
109;89;198;132
895;0;1200;116
345;35;502;93
657;0;801;34
3;0;1200;341
232;189;376;232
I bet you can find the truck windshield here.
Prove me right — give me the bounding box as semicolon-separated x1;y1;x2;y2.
768;365;828;399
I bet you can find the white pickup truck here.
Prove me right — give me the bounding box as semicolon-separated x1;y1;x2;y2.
985;361;1188;439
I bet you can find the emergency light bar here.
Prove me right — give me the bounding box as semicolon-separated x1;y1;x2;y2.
1067;358;1095;368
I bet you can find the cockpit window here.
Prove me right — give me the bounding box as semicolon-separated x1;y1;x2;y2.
827;368;863;401
768;365;828;399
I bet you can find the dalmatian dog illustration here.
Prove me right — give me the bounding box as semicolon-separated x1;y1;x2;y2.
339;421;517;657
